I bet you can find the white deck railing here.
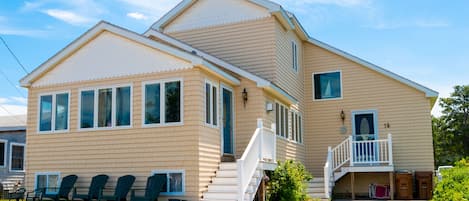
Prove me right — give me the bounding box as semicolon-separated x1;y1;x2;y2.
324;134;393;198
237;119;276;201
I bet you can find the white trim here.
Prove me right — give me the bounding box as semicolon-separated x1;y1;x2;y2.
351;109;379;140
9;142;25;172
34;172;61;193
151;169;185;196
307;38;438;98
141;78;184;128
37;91;71;134
288;110;303;144
220;84;235;156
312;70;343;101
20;21;202;87
78;84;133;131
0;139;7;168
292;40;299;73
274;102;289;140
204;79;219;128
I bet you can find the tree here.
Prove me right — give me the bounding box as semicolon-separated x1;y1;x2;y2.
433;85;469;166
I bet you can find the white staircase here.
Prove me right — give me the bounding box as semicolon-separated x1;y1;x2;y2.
306;177;328;199
321;134;394;199
0;174;25;191
202;119;277;201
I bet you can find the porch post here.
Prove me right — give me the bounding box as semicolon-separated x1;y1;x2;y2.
389;171;395;200
351;172;355;200
388;133;393;166
349;136;354;166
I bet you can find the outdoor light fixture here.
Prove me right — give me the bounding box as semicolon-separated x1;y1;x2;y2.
340;110;346;124
242;88;248;107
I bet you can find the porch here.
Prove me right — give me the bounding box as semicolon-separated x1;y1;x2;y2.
323;134;395;199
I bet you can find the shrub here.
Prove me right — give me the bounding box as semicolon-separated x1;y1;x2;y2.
266;160;313;201
433;158;469;201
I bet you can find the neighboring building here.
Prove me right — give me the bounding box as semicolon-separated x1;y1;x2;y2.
20;0;437;200
0;115;26;191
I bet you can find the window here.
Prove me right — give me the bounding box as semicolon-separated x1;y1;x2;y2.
10;143;25;172
292;41;299;72
143;79;183;126
152;170;184;195
275;103;289;138
205;81;218;126
290;111;303;144
39;92;69;132
313;71;342;100
36;172;60;194
79;85;132;129
0;140;6;167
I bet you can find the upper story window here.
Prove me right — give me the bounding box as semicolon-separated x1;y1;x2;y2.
10;143;25;172
205;80;218;127
292;41;299;72
143;79;183;126
313;71;342;100
275;103;289;138
79;85;132;129
39;92;70;132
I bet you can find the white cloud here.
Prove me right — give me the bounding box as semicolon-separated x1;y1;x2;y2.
0;97;27;117
0;26;49;37
42;9;94;26
127;12;148;20
278;0;371;7
370;19;450;30
117;0;181;21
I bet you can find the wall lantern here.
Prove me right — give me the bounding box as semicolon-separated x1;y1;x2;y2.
242;88;248;108
340;110;346;124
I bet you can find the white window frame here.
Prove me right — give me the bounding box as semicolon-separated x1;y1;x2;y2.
312;70;343;101
204;79;219;128
292;41;299;72
37;91;71;134
275;102;289;139
289;111;304;144
151;170;185;196
0;139;7;168
142;78;184;127
351;109;379;140
35;172;61;194
9;142;25;172
78;84;133;131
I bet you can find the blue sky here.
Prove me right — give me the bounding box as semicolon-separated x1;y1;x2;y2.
0;0;467;118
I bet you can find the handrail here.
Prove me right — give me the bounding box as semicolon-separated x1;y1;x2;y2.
237;119;276;201
323;146;333;199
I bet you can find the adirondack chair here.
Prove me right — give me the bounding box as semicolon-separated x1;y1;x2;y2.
130;175;165;201
41;175;78;201
99;175;135;201
72;175;109;201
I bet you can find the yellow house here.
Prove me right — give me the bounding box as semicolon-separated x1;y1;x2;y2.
20;0;438;200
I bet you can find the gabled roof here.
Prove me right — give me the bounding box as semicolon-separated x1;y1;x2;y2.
20;21;240;87
150;0;438;98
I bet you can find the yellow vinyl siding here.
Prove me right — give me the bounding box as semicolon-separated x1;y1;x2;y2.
26;69;212;201
303;43;434;176
165;17;277;82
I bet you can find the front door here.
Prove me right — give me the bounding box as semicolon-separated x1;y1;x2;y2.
352;110;378;163
222;86;234;155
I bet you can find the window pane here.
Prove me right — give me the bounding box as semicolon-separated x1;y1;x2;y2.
275;103;279;135
284;108;289;138
169;173;183;192
116;87;131;126
55;93;69;130
280;106;284;137
81;91;95;128
291;113;295;140
39;95;53;131
37;175;47;190
299;116;303;143
0;142;4;166
48;175;59;193
145;84;161;124
212;86;217;126
155;174;168;192
314;72;341;99
205;83;211;124
165;81;181;123
98;88;112;127
11;145;24;171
